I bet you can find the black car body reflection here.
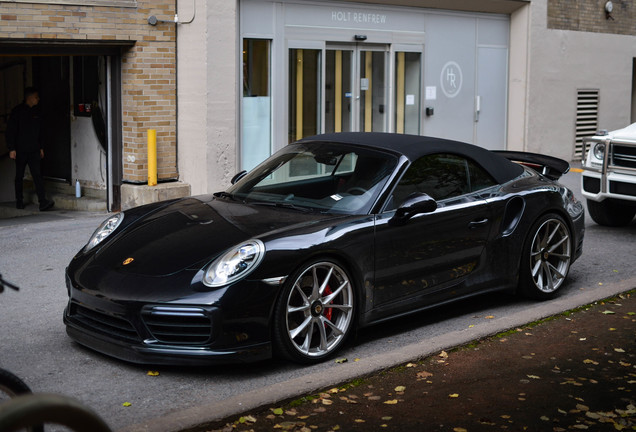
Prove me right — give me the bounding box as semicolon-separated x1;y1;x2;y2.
64;133;584;365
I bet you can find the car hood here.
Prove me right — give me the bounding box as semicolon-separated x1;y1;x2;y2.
94;196;335;276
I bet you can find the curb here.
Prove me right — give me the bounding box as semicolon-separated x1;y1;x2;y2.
118;276;636;432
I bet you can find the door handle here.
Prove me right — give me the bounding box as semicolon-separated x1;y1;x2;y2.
469;218;488;229
475;95;481;123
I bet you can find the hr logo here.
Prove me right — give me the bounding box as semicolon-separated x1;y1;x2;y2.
440;61;463;98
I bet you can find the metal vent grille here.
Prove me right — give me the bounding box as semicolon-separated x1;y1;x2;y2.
69;302;140;344
142;306;212;345
575;89;599;159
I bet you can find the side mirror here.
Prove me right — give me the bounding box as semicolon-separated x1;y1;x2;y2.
231;170;247;185
391;193;437;224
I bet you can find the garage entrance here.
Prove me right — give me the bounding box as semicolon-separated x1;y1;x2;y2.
0;42;127;212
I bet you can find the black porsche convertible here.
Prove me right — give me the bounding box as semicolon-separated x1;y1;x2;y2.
64;133;584;365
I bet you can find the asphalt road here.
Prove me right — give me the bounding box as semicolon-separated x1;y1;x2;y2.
0;168;635;432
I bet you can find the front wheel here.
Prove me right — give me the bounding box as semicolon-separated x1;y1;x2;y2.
0;368;32;398
0;368;44;432
519;214;572;300
587;199;636;227
273;259;355;364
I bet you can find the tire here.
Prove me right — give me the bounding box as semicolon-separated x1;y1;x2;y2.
519;214;572;300
587;199;636;227
0;368;32;398
273;259;355;364
0;368;44;432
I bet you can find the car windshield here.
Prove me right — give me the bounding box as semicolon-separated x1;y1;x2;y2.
226;142;398;214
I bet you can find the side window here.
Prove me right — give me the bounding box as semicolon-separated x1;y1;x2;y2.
391;154;470;206
467;159;497;192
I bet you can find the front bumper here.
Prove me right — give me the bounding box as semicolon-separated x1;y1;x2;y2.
64;311;271;365
63;269;275;365
581;170;636;203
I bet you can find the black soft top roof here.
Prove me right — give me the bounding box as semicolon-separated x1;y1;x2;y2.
298;132;524;185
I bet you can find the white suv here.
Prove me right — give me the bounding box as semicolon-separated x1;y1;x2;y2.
581;123;636;226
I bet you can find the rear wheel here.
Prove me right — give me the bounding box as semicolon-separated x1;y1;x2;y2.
273;259;355;364
587;199;636;227
519;214;571;300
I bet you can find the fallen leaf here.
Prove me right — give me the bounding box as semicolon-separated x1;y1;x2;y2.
527;375;541;379
602;310;615;315
448;393;459;398
239;415;257;424
614;348;625;353
406;363;417;368
335;358;348;364
147;371;160;376
354;419;365;423
439;351;448;359
381;417;393;421
394;386;406;392
384;399;399;405
122;402;132;407
321;399;333;405
485;315;494;319
454;428;468;432
583;359;599;365
272;408;284;415
417;371;433;379
540;416;550;421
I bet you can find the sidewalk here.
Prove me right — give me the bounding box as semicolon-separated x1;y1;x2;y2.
198;290;636;432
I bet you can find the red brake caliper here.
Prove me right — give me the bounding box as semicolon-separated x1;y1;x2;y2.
323;285;333;323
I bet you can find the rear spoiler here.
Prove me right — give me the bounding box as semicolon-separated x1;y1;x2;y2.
493;151;570;181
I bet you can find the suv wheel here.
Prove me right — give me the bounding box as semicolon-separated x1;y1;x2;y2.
587;199;636;227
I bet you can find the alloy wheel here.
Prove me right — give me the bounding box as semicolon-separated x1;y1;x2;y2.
529;218;571;293
284;262;354;359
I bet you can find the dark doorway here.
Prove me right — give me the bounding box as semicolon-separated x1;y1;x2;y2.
33;57;71;182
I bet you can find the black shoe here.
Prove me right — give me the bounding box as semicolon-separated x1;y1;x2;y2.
16;201;25;210
39;199;54;211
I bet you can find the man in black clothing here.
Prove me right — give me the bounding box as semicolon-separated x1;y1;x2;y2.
6;87;54;211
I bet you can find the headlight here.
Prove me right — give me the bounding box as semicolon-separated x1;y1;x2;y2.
593;143;606;160
84;213;124;252
203;240;265;287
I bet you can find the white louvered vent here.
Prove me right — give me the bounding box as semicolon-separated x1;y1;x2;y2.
575;89;599;159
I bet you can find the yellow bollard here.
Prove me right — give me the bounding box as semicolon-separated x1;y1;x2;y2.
147;129;157;186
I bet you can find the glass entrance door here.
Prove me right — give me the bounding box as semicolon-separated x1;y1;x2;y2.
324;46;388;134
288;44;421;141
358;49;386;133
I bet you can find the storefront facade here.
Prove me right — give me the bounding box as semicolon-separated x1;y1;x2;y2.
178;0;636;197
240;1;511;171
177;0;528;195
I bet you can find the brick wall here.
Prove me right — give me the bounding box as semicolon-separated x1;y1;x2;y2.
548;0;636;35
0;0;177;183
